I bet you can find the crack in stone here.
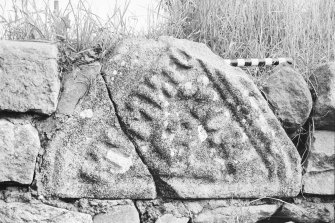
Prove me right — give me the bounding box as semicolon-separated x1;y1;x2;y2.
133;201;144;223
99;72;161;197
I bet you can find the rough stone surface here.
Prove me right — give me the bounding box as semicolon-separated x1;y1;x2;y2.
93;203;140;223
41;198;134;216
155;214;189;223
193;205;278;223
136;199;278;223
303;131;335;195
0;187;32;203
269;197;335;223
106;36;302;198
273;202;334;223
260;63;312;134
37;63;156;199
0;200;92;223
309;62;335;130
0;40;60;115
0;119;40;184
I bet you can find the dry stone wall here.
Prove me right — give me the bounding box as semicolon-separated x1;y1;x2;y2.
0;38;333;223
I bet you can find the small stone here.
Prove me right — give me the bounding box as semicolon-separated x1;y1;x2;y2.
197;125;207;142
57;63;101;116
197;75;209;86
89;200;99;206
309;62;335;130
303;131;335;195
113;70;118;75
80;109;94;119
93;204;139;223
120;61;126;67
261;63;312;134
0;119;40;184
155;214;189;223
194;205;279;223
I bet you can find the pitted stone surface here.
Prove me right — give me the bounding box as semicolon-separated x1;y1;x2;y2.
106;37;302;198
0;40;60;115
309;62;335;130
0;200;92;223
38;63;156;199
0;119;40;184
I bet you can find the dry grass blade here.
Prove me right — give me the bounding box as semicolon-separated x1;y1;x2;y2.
157;0;335;78
0;0;131;54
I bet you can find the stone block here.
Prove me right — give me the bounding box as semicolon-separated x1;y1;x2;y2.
38;63;156;199
106;36;302;198
0;200;92;223
309;62;335;130
0;119;40;184
0;40;60;115
261;63;312;134
303;131;335;195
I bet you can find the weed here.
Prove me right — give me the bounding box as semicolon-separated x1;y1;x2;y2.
0;0;132;56
157;0;335;78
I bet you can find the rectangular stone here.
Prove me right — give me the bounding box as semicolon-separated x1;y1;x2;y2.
0;200;92;223
303;131;335;195
0;40;60;115
0;119;40;184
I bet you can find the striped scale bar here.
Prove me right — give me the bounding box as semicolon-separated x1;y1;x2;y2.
224;58;293;67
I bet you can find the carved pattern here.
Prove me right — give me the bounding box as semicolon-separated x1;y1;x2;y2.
119;47;286;183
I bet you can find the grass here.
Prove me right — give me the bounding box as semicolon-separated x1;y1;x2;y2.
1;0;333;77
0;0;132;59
152;0;334;159
155;0;335;77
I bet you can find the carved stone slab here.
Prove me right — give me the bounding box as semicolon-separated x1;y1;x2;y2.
38;63;156;199
106;37;302;198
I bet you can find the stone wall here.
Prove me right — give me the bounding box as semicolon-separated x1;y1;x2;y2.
0;38;334;223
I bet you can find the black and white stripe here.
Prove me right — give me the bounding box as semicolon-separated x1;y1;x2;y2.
224;58;293;67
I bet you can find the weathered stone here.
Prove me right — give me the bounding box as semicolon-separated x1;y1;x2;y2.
303;131;335;195
38;63;156;199
193;205;278;223
270;200;334;223
106;36;302;198
57;64;99;115
260;63;312;134
136;199;278;223
0;40;60;115
0;200;92;223
93;204;140;223
309;62;335;130
155;214;189;223
0;119;40;184
0;187;32;203
136;199;190;223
